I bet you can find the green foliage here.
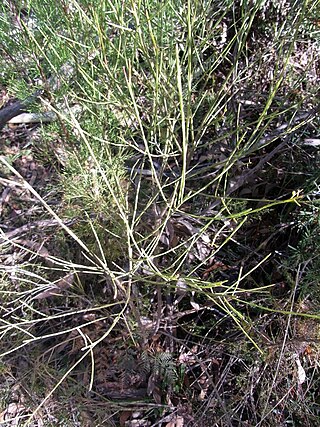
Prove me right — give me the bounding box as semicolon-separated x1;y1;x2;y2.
0;0;319;425
287;194;320;302
153;351;178;388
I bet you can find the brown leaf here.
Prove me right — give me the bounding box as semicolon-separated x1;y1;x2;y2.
34;273;74;300
119;411;132;426
0;403;26;423
202;260;230;279
166;219;177;248
147;374;162;404
13;239;54;266
152;385;162;404
55;272;74;290
34;287;63;300
166;416;184;427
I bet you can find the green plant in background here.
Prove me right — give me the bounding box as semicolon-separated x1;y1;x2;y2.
287;192;320;303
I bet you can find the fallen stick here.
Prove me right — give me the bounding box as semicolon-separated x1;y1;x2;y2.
0;98;30;129
6;111;57;124
0;63;74;130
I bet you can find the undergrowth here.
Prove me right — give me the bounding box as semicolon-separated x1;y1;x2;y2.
0;0;320;426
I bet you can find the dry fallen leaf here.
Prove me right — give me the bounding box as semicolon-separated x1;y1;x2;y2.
34;272;74;300
202;260;230;279
0;403;26;425
295;354;306;385
34;287;63;300
165;416;184;427
12;239;54;266
55;272;74;289
120;410;132;426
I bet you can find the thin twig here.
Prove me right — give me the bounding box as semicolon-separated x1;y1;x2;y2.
1;218;76;242
203;108;318;214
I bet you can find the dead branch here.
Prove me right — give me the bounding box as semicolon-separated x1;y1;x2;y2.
0;62;75;130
